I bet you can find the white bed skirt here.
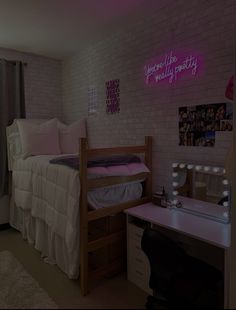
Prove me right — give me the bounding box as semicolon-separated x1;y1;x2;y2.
9;178;143;280
10;201;79;279
8;152;148;282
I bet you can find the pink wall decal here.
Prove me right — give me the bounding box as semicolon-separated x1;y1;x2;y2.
106;79;120;114
225;75;234;100
144;50;202;85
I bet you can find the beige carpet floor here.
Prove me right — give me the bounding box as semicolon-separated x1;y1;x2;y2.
0;250;58;309
0;228;148;309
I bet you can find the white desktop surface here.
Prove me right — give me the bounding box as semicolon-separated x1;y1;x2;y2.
125;202;231;249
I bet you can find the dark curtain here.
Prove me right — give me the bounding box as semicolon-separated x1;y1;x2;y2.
0;59;25;196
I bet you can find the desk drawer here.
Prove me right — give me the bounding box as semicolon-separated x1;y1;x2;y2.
127;222;151;294
128;254;148;267
127;223;144;242
128;257;150;276
128;268;152;294
127;246;149;267
127;249;151;294
128;236;142;253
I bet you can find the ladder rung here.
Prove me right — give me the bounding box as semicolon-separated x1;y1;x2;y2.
88;230;125;252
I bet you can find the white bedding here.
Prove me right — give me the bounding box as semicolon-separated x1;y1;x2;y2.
11;155;144;278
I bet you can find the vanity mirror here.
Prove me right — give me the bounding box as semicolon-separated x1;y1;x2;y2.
172;163;230;223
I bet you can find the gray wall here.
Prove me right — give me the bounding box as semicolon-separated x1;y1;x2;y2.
0;47;62;119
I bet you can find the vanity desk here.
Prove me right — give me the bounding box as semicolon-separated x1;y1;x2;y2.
125;202;231;308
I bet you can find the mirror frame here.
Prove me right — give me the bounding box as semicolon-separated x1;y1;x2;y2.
171;162;230;223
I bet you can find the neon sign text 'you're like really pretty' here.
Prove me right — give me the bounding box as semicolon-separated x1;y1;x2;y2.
144;51;200;85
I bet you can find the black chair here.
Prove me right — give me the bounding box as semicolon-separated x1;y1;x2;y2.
141;228;223;309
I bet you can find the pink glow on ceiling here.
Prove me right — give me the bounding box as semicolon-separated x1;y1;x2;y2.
54;0;148;22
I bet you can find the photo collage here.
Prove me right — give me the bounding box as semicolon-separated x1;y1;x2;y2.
179;103;233;147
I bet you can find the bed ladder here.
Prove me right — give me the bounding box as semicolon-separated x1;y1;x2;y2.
79;136;152;296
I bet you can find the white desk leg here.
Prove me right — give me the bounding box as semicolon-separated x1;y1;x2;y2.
224;249;229;309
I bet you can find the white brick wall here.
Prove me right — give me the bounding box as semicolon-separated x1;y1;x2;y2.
0;47;62;119
62;0;236;194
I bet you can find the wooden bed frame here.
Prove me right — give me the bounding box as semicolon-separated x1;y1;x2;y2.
79;136;152;295
6;120;152;295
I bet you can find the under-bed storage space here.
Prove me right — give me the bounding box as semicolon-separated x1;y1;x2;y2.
79;136;152;295
88;213;127;280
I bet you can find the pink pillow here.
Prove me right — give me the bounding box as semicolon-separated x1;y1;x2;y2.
87;163;150;177
17;118;61;158
58;119;87;154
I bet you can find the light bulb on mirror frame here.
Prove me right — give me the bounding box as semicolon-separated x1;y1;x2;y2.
213;167;220;173
223;179;229;185
223;190;229;197
223;212;229;218
204;166;210;172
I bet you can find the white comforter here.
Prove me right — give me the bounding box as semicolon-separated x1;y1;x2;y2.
11;155;145;278
12;155;81;278
13;155;80;248
11;155;80;279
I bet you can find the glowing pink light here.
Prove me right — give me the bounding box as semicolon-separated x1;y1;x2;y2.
144;50;203;86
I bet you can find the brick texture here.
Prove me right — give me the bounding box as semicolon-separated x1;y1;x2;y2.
62;0;235;194
0;47;62;119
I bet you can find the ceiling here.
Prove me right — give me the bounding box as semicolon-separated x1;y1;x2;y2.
0;0;157;59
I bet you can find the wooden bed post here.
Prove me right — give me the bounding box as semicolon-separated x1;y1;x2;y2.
79;137;89;296
144;136;152;200
78;135;152;295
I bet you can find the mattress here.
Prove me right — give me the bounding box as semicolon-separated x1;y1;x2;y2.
11;154;147;278
13;154;144;211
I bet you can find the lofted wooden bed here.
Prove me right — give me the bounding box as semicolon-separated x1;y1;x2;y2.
6;119;152;296
79;136;152;295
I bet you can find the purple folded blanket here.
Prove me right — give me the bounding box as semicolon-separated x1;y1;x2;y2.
49;154;141;170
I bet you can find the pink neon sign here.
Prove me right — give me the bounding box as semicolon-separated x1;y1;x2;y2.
144;50;202;85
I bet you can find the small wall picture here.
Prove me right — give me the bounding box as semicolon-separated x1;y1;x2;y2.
220;120;233;131
88;86;98;115
179;102;233;147
106;79;120;114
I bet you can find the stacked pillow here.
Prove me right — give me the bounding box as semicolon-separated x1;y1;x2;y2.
16;118;86;158
58;118;86;154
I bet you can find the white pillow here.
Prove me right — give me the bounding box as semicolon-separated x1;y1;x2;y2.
8;133;22;157
17;118;61;158
58;119;87;154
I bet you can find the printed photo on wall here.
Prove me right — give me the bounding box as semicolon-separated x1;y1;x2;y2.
88;85;98;115
220;120;233;131
179;102;233;147
106;79;120;114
